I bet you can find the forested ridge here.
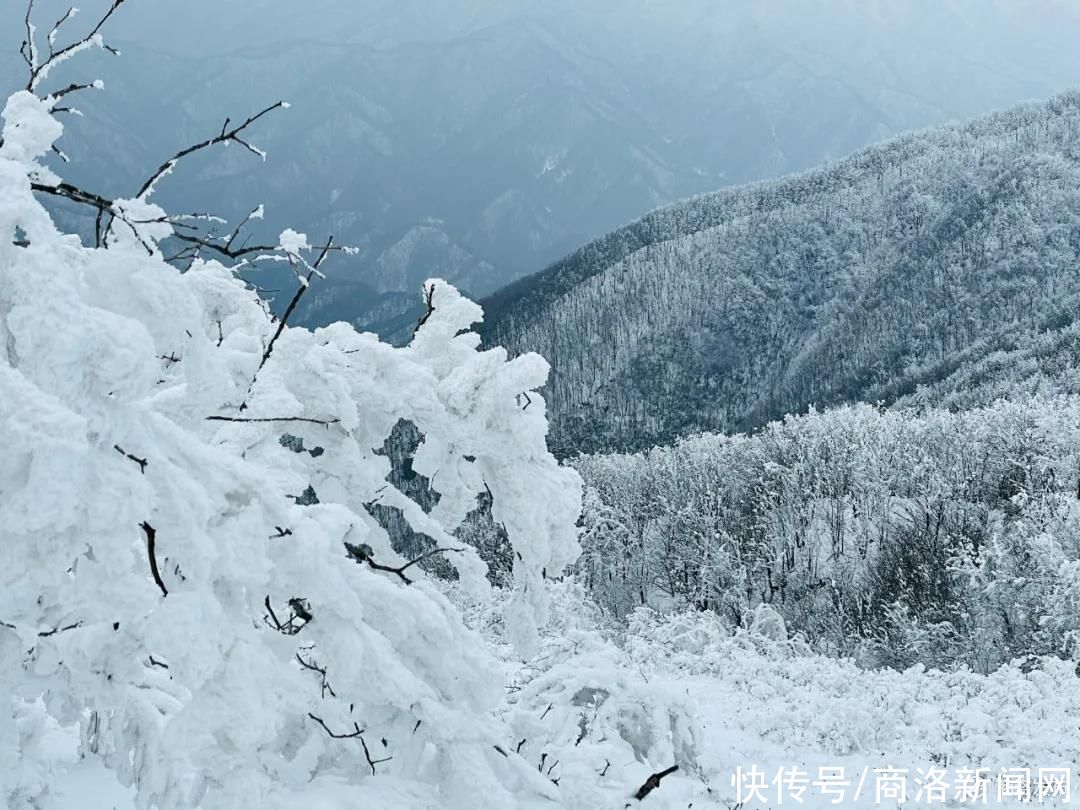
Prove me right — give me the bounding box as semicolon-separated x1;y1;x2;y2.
572;398;1080;673
483;91;1080;456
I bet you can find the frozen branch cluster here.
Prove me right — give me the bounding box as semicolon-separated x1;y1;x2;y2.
0;86;583;808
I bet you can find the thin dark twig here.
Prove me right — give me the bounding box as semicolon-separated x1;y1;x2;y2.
344;542;464;585
206;415;340;426
114;444;148;473
46;6;78;58
37;621;82;637
307;713;363;739
22;0;36;70
238;236;334;411
396;547;466;577
135;101;286;199
264;595;284;631
257;236;333;375
359;735;392;775
28;0;127;91
140;521;168;597
413;282;436;336
295;652;336;698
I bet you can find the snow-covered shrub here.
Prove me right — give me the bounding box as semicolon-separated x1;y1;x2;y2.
503;626;706;810
623;606;811;677
0;84;582;809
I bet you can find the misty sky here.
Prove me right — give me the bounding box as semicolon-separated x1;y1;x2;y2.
7;0;1080;331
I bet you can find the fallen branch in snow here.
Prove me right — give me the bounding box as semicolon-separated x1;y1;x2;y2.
139;521;168;597
631;765;679;802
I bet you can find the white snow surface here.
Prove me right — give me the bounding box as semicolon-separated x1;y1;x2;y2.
2;85;1078;810
0;90;583;809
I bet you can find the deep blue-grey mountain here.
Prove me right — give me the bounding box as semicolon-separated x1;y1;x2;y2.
7;0;1080;335
482;92;1080;456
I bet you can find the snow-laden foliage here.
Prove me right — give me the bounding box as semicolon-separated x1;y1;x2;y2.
624;609;1080;792
0;90;582;809
574;398;1080;672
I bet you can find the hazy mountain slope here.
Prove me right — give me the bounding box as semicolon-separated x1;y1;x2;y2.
7;0;1080;336
482;92;1080;456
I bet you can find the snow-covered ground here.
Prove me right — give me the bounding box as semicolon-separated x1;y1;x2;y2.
39;603;1080;809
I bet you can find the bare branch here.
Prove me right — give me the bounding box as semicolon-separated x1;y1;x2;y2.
344;542;465;585
236;236;334;410
359;734;392;775
46;6;79;58
308;713;363;739
413;282;436;336
136;102;287;200
263;595;284;632
37;621;82;637
206;415;341;426
28;0;127;92
23;0;37;71
256;236;333;374
295;652;336;698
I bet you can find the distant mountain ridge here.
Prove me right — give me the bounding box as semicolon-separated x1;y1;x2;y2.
481;91;1080;456
8;0;1080;337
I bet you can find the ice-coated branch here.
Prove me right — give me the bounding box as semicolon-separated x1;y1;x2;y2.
413;281;436;336
46;6;80;58
25;0;127;92
238;236;336;411
135;101;288;200
307;714;392;774
21;1;37;70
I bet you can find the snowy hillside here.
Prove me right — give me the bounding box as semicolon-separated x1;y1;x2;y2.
4;3;1080;809
484;92;1080;455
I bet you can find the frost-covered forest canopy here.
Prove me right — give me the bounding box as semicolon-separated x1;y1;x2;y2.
4;1;1080;809
484;92;1080;455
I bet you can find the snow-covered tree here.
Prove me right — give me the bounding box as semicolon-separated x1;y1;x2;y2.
0;9;584;807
